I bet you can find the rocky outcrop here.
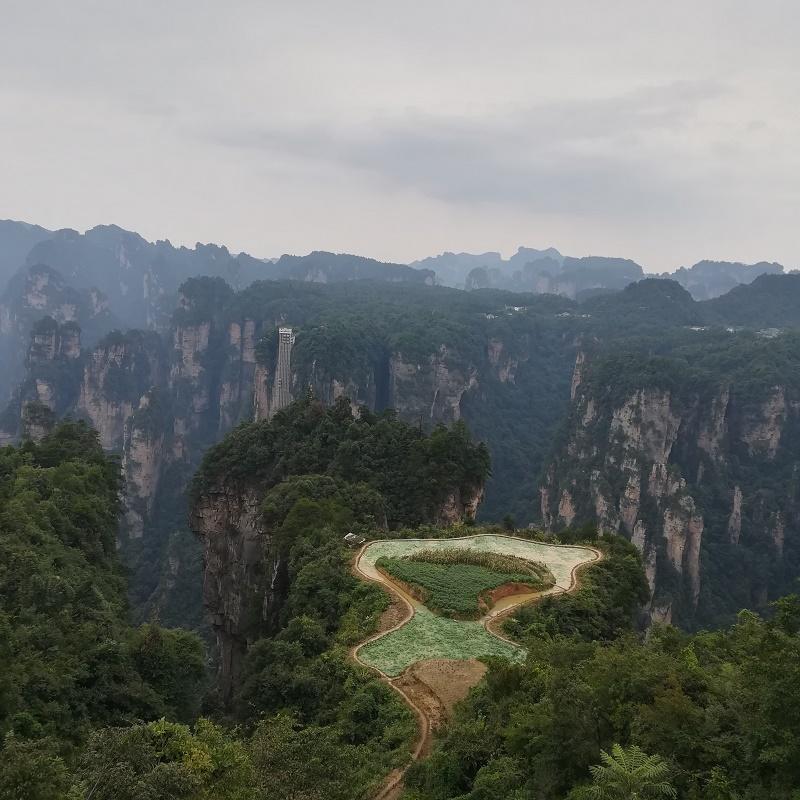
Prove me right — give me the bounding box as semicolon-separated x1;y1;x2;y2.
0;264;114;403
0;319;84;441
436;484;485;525
390;347;478;424
541;354;800;627
122;393;166;540
728;486;743;545
219;319;260;432
487;338;517;384
740;387;786;459
78;332;163;450
190;484;285;703
570;350;586;401
698;389;729;461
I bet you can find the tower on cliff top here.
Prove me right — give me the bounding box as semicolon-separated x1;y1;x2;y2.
269;326;294;417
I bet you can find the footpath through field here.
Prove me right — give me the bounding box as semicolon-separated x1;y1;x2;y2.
350;533;601;800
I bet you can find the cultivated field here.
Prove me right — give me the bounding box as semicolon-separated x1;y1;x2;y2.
376;548;554;618
359;605;525;676
356;534;598;677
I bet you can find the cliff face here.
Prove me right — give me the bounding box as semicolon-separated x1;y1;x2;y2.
78;332;164;450
389;348;478;424
541;349;800;627
0;318;83;442
1;277;575;625
190;485;283;700
0;264;113;402
122;392;167;540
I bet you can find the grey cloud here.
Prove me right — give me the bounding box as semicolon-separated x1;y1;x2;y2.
1;1;799;270
212;82;725;216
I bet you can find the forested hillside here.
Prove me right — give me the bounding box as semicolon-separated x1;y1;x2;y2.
4;272;800;636
4;385;800;800
406;541;800;800
191;394;490;699
0;422;207;797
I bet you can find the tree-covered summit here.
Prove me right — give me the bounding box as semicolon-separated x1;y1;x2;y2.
193;394;491;527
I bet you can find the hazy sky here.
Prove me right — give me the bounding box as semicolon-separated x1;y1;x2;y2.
1;1;798;271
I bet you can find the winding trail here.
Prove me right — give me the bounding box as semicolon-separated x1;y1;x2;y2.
350;535;602;800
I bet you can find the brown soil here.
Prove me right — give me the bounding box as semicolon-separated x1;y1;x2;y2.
396;659;487;736
373;659;487;800
479;580;550;612
377;592;409;635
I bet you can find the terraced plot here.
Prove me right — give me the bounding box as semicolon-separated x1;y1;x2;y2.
359;606;525;677
356;534;598;677
376;549;554;618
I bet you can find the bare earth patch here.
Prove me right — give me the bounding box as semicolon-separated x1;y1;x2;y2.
377;591;409;634
396;659;488;736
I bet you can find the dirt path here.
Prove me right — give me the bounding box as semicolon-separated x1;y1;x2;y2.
350;537;603;800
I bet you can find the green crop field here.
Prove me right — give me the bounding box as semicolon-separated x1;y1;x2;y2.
376;554;553;618
357;606;525;677
356;534;598;677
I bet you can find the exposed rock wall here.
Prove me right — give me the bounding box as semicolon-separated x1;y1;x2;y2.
541;351;800;627
0;319;83;441
190;485;278;701
389;347;477;424
0;264;113;402
78;334;163;449
122;393;166;540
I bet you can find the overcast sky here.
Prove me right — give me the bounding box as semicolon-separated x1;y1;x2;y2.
1;1;798;271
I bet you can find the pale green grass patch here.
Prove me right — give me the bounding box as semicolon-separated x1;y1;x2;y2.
357;534;596;676
358;607;525;677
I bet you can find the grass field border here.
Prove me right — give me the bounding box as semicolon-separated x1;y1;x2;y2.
354;533;601;676
351;533;602;800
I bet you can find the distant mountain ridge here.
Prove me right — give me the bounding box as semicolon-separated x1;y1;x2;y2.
0;219;53;288
0;219;795;404
0;221;434;400
413;246;792;300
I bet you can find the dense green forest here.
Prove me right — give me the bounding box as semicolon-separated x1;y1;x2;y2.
0;407;491;799
5;407;800;798
406;537;800;799
0;417;422;799
0;423;207;798
193;393;491;528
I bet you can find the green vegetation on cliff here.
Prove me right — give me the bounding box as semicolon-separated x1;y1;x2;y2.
193;393;490;527
405;540;800;800
191;397;498;798
0;422;206;796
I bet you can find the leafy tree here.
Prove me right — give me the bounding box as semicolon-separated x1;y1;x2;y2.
70;718;252;800
569;744;676;800
0;735;70;800
128;624;207;722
